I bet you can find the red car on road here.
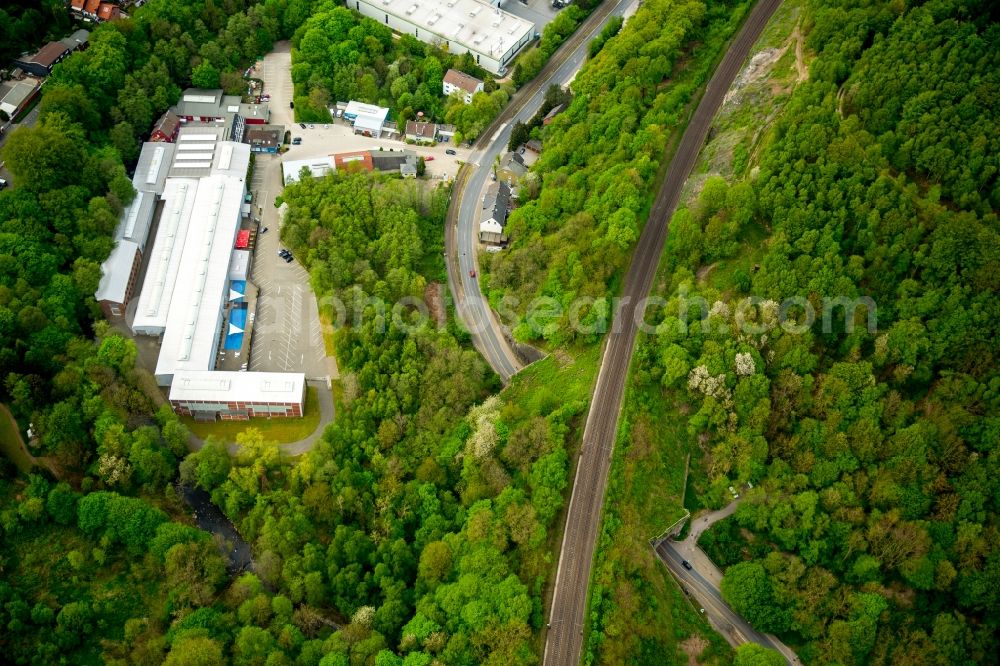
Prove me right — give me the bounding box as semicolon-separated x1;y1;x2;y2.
469;269;476;278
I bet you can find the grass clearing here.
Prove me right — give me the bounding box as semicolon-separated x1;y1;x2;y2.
0;404;35;474
181;386;321;443
502;344;601;421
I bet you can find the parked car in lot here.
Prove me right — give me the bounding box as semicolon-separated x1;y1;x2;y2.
283;255;294;263
299;123;306;129
278;248;290;257
290;101;294;109
308;124;315;129
292;137;301;145
424;156;434;161
445;149;457;155
0;179;7;189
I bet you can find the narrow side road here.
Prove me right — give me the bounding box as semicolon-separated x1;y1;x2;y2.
445;0;634;382
655;502;802;664
543;1;783;664
184;379;336;456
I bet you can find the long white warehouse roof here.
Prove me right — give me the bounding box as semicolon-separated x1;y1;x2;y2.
154;173;245;379
169;370;305;404
131;177;200;334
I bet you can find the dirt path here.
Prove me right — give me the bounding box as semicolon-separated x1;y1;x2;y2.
792;20;808;82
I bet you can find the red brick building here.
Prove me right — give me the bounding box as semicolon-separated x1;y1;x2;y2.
150;110;180;142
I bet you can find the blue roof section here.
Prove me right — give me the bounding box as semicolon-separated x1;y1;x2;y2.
224;306;246;350
228;279;246;302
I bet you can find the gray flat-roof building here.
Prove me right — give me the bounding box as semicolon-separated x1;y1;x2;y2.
0;80;40;119
60;29;90;52
94;142;174;320
14;41;70;76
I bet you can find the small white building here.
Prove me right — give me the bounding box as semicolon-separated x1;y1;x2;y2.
0;80;39;119
443;69;484;104
350;0;534;75
228;249;251;281
479;181;511;245
344;100;390;138
282;156;336;184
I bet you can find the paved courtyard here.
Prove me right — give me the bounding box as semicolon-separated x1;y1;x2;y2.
284;121;472;180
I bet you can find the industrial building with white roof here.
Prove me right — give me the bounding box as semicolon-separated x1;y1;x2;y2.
350;0;534;74
94;118;306;421
169;371;306;419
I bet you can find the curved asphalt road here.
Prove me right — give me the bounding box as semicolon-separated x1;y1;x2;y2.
543;0;783;664
446;0;633;382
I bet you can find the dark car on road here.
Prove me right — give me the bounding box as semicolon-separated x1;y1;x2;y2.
445;149;457;155
681;560;693;570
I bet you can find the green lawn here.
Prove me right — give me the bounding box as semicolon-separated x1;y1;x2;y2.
0;404;35;474
502;344;601;420
180;386;322;444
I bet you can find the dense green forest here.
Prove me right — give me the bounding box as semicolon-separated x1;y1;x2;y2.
601;0;999;663
484;0;754;346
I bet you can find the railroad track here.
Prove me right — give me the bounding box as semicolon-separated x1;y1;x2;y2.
543;1;784;663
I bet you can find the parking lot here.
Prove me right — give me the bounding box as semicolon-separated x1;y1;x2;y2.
245;153;331;377
502;0;563;36
253;41;294;128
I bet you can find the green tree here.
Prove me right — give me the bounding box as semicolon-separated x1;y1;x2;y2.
164;636;225;666
733;644;786;666
191;61;221;89
721;561;789;634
